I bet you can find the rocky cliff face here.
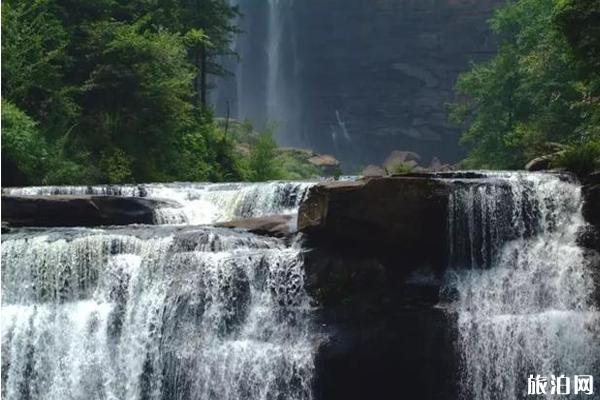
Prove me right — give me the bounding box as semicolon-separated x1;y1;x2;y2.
298;171;600;400
295;0;502;168
1;195;179;227
298;175;458;400
216;0;504;170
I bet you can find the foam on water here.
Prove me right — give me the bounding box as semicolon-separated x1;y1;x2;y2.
443;172;600;400
1;227;318;400
3;181;316;225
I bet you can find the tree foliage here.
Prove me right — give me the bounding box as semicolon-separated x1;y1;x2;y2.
450;0;600;174
1;0;245;185
244;130;284;182
1;100;48;181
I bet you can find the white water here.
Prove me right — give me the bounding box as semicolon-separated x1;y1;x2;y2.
210;0;302;147
265;0;300;147
444;172;600;400
3;181;315;225
266;0;282;131
1;227;317;400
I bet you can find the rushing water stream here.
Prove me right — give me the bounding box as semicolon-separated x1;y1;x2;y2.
2;173;599;400
1;182;318;400
3;181;315;226
444;172;600;399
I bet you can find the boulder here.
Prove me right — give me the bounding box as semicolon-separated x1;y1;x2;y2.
428;157;456;172
216;214;293;237
308;154;341;176
361;165;385;177
1;195;179;227
308;154;340;168
383;150;422;170
525;155;553;171
298;175;450;268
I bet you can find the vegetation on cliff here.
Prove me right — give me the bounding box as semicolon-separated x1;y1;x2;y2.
1;0;246;184
450;0;600;175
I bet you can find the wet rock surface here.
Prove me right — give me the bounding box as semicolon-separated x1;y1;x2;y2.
1;195;179;227
583;183;600;230
303;243;459;400
299;174;458;400
216;214;294;237
298;175;450;269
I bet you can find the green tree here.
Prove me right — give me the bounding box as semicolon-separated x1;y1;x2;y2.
77;21;196;179
1;0;77;135
245;130;283;181
450;0;599;172
175;0;240;105
554;0;600;143
1;0;247;184
1;100;48;184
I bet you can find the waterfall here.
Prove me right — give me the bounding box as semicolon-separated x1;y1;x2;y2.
444;172;600;399
3;181;316;225
2;178;320;400
211;0;301;147
266;0;282;130
1;225;318;400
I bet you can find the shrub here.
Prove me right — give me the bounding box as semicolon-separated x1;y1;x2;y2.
100;148;134;183
1;100;48;182
386;162;414;175
244;130;283;181
553;138;600;178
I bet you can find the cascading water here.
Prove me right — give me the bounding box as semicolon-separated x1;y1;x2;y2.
3;181;315;225
443;172;600;399
1;178;320;400
1;225;317;400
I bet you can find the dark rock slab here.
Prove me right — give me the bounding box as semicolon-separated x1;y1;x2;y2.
298;176;450;269
583;184;600;229
296;174;468;400
582;184;600;261
216;214;293;237
1;195;179;227
313;306;458;400
584;171;600;185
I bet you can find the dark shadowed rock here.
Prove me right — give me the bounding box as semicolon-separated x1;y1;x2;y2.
299;174;458;400
584;171;600;185
216;214;293;237
578;225;600;253
525;155;553;171
298;176;450;266
1;195;179;227
583;184;600;230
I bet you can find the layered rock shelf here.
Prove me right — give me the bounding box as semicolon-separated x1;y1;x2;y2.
1;195;179;227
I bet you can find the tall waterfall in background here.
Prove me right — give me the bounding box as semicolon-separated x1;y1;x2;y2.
444;172;600;399
1;182;319;400
212;0;301;147
266;0;282;129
